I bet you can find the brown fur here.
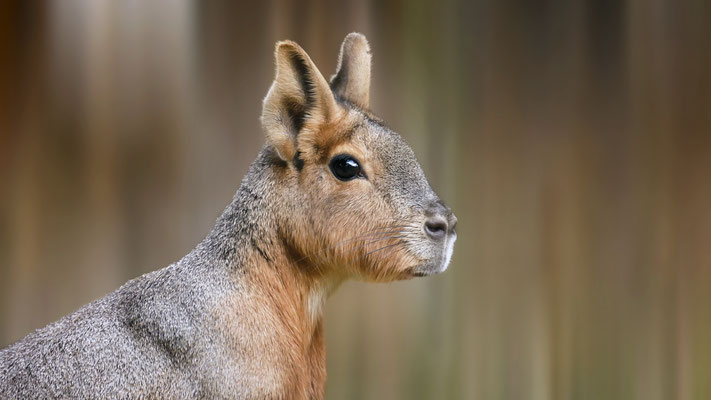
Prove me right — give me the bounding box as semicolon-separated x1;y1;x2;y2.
220;247;329;399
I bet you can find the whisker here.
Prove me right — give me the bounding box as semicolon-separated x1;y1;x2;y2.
333;229;406;246
286;219;418;267
358;235;406;246
330;222;412;244
364;241;403;257
291;232;404;266
335;235;407;257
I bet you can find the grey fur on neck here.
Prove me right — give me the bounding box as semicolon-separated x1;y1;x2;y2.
199;146;285;270
0;146;301;399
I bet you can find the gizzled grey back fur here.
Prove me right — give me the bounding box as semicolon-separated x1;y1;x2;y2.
0;150;282;398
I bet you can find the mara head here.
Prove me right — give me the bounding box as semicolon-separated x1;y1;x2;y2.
260;33;456;282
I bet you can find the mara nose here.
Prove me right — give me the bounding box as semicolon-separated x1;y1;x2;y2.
424;202;456;240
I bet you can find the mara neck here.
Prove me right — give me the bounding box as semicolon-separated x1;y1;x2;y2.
199;147;343;331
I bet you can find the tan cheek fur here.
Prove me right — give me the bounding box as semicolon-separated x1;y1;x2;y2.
288;122;422;282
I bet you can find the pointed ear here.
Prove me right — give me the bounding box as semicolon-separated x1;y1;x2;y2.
261;41;339;162
330;33;372;109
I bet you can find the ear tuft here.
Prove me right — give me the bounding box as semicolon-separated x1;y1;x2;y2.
261;40;338;162
330;33;372;109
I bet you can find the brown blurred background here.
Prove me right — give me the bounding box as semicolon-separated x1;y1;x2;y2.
1;1;710;399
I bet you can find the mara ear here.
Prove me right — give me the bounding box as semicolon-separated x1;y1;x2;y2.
330;33;372;109
261;41;339;162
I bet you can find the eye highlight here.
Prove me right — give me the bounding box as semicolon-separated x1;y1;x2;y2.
329;154;364;181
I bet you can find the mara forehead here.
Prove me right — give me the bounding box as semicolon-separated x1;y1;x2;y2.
326;113;410;167
315;109;390;156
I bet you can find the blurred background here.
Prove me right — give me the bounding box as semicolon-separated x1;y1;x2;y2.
1;1;710;399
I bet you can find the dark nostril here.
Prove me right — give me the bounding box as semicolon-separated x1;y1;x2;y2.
424;217;448;240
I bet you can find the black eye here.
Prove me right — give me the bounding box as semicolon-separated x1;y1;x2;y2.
329;154;363;181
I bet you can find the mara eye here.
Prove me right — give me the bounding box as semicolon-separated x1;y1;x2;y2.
329;154;364;181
